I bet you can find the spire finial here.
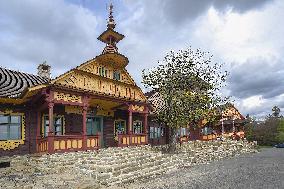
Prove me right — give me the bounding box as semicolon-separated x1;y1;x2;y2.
107;2;116;29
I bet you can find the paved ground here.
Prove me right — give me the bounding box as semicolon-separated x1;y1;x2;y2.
113;148;284;189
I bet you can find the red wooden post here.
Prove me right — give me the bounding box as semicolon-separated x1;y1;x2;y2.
36;112;41;152
143;113;149;144
117;134;121;147
82;105;88;150
128;109;133;135
97;132;101;149
47;102;54;154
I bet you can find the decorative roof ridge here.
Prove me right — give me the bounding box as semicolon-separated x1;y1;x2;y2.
0;66;48;82
0;66;49;99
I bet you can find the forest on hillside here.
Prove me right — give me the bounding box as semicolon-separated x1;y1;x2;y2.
245;106;284;146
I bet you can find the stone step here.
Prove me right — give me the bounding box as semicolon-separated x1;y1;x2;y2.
93;155;176;182
102;161;178;186
90;155;158;167
86;154;164;173
95;150;157;159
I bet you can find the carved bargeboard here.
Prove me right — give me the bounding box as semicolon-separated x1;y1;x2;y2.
55;72;146;101
131;105;145;112
54;92;82;103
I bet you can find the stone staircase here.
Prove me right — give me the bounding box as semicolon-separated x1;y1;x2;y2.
4;140;257;188
75;145;183;186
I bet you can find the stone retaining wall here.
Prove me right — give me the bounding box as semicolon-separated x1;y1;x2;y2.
0;139;258;189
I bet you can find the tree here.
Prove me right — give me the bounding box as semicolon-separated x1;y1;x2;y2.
272;106;281;118
142;47;229;151
276;118;284;143
244;114;254;141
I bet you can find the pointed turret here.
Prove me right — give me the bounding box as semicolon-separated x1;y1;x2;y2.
107;3;116;30
97;3;128;68
98;3;124;54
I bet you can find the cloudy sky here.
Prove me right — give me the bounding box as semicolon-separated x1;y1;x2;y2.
0;0;283;119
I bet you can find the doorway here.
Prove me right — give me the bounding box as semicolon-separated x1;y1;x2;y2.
86;116;104;147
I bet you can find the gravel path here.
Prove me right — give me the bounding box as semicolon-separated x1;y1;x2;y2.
113;148;284;189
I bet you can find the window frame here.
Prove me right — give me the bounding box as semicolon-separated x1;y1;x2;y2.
42;115;65;137
114;119;126;140
113;70;121;81
0;111;25;151
0;114;23;141
150;126;164;139
133;120;143;134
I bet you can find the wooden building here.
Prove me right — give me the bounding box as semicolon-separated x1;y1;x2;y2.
0;4;150;156
146;91;246;144
145;91;169;146
201;103;246;141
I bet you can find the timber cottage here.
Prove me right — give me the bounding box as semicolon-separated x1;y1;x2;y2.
0;4;149;156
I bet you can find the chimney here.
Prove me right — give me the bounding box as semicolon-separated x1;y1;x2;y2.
37;61;51;79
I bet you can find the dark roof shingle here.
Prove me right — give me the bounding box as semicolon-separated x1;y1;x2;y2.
0;67;48;98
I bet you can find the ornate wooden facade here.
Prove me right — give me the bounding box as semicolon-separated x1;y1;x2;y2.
0;4;150;156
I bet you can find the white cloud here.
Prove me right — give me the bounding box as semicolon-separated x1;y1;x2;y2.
192;0;284;64
0;0;101;77
0;0;283;119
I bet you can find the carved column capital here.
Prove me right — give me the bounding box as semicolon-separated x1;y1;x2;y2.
48;102;54;109
82;105;88;112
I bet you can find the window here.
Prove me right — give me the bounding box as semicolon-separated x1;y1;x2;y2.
178;127;189;137
202;126;213;135
114;120;126;139
101;67;105;76
133;120;143;134
150;127;154;139
113;70;120;80
98;67;109;77
0;114;22;140
43;115;64;137
150;126;164;139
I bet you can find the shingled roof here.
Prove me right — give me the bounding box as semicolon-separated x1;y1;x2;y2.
0;67;48;98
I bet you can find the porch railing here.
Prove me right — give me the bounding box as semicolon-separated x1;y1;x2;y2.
179;136;190;143
202;134;218;141
223;131;245;139
117;134;147;147
37;134;100;153
201;131;245;141
37;137;48;153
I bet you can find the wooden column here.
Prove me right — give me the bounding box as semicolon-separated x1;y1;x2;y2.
143;113;149;144
82;105;88;150
47;102;54;154
36;112;41;152
221;119;224;135
128;109;133;134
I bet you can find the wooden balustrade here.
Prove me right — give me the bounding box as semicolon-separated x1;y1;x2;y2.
37;137;48;153
179;136;190;143
118;134;147;147
201;131;245;141
86;135;100;150
53;135;83;153
37;134;100;153
202;134;218;141
237;131;245;138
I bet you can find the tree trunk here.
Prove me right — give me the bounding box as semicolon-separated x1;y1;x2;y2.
168;127;177;153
